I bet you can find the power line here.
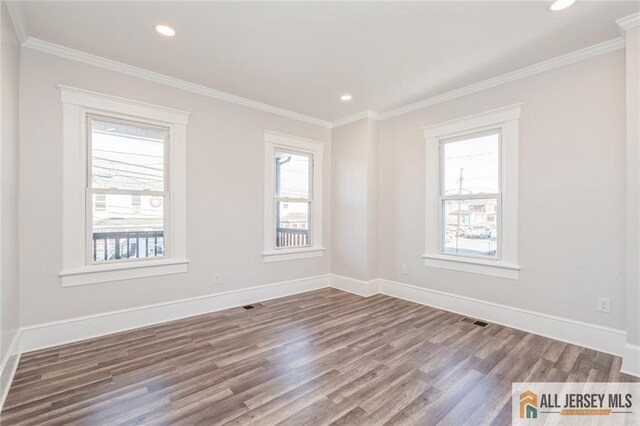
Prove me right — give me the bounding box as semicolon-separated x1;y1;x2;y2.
93;148;163;159
93;157;163;172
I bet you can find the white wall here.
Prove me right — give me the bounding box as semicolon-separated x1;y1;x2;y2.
624;26;640;346
10;18;634;363
332;118;378;281
377;51;627;331
18;48;331;326
1;1;21;360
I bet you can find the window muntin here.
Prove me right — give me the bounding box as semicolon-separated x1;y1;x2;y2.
87;116;169;264
274;150;312;248
439;131;500;259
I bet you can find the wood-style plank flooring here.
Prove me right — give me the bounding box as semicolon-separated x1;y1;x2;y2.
2;288;637;425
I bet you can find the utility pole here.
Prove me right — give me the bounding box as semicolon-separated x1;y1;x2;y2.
455;168;464;253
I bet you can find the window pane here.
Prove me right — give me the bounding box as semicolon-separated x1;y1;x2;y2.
276;201;310;248
91;118;166;191
443;132;499;196
276;151;310;199
443;198;497;258
92;193;164;262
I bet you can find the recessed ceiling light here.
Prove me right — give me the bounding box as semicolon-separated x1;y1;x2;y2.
340;94;352;101
548;0;576;11
155;24;176;37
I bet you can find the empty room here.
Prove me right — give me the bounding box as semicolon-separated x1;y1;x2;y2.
1;0;639;424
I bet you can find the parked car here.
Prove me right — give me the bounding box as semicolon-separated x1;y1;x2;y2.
464;226;491;239
445;226;463;242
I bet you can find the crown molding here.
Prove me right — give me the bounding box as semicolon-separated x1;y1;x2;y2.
331;109;381;128
616;12;640;32
16;27;628;131
376;37;624;121
331;37;624;126
22;37;332;129
4;1;27;44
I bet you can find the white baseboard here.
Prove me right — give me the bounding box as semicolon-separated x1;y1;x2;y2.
330;274;379;297
377;279;627;358
0;274;328;412
622;344;640;377
330;274;636;375
3;272;637;413
0;330;22;411
19;274;330;354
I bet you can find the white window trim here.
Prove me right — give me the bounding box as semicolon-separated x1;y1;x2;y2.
423;104;521;279
263;131;325;262
59;85;190;286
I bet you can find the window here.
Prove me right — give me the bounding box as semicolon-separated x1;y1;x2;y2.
441;131;499;259
264;131;325;262
423;105;520;279
89;117;167;263
132;194;142;214
275;150;311;248
95;193;106;212
59;85;190;286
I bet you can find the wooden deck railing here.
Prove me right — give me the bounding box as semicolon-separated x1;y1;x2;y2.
93;230;164;261
276;228;310;248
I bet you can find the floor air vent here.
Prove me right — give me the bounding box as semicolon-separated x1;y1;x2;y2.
461;317;489;327
242;303;264;310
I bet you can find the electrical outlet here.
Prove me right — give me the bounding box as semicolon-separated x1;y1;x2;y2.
596;297;610;313
401;264;408;274
214;273;222;285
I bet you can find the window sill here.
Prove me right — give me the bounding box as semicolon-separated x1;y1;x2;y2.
422;254;519;279
60;258;189;287
263;247;325;263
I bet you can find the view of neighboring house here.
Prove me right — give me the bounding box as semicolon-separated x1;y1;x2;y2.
278;210;309;229
91;119;166;261
275;152;311;247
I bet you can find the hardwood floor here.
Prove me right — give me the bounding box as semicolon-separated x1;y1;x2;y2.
2;288;637;425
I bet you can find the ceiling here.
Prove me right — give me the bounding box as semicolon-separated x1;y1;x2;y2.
15;1;640;122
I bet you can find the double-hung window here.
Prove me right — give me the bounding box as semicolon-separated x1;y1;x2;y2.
59;86;189;286
88;116;168;263
440;130;500;259
264;131;325;262
274;150;312;248
423;105;520;279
